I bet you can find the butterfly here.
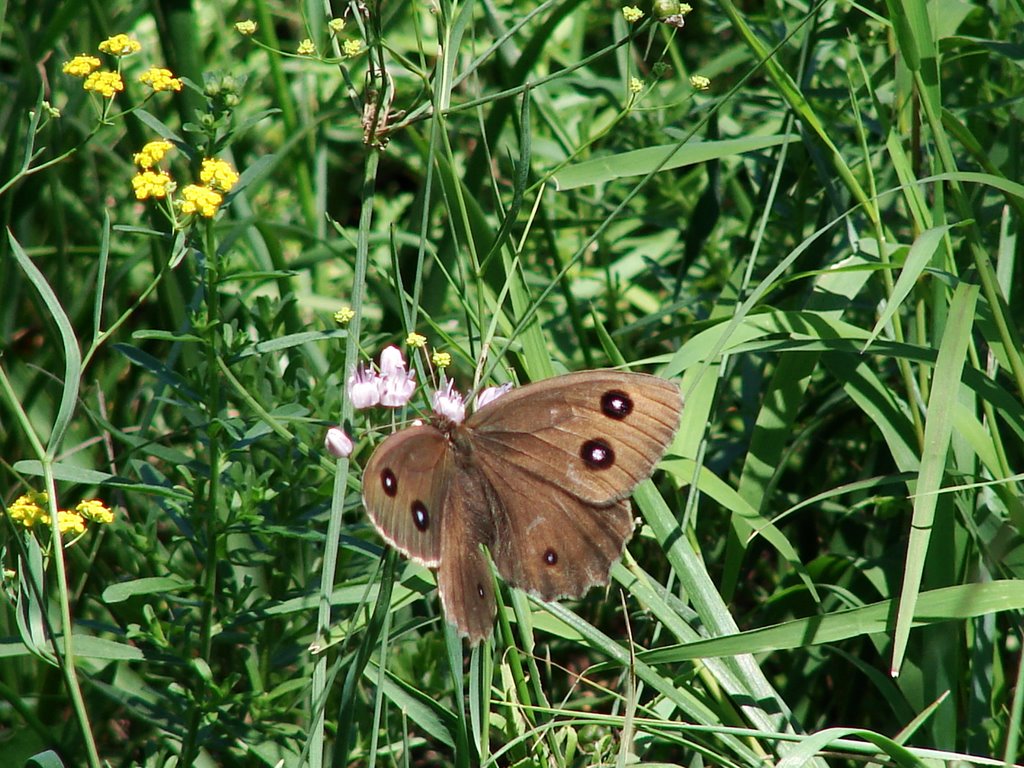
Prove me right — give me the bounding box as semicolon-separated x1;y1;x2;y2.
362;370;683;642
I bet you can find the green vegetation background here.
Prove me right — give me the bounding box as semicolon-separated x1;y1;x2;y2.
2;0;1023;766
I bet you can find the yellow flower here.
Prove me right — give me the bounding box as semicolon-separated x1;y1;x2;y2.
432;351;452;368
132;171;175;200
76;500;114;525
406;332;427;348
62;55;101;77
297;38;316;56
180;184;223;217
133;139;174;169
235;20;257;35
199;158;239;192
334;306;355;324
98;34;142;56
7;492;49;528
57;511;86;536
328;18;346;34
83;71;124;98
622;6;644;22
629;77;643;94
139;67;183;93
690;74;711;91
342;39;364;58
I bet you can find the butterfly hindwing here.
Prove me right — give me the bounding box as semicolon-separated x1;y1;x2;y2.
436;463;498;642
474;446;635;601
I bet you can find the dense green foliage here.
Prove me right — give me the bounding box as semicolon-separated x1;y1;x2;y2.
2;0;1023;765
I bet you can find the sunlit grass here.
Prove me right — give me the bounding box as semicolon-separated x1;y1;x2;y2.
1;1;1023;766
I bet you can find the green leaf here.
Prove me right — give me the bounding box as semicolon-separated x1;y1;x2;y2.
7;232;82;458
102;577;192;604
890;283;979;675
551;135;798;190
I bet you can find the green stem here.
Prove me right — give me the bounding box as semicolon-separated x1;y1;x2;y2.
0;366;101;767
180;222;224;767
198;223;223;658
912;69;1024;398
42;466;102;767
312;148;380;768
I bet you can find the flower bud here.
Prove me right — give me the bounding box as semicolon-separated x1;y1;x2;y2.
324;427;354;458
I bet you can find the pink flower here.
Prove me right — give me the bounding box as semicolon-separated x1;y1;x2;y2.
432;380;465;423
475;383;513;411
379;345;407;377
380;371;416;407
378;345;416;407
324;427;353;458
347;366;381;409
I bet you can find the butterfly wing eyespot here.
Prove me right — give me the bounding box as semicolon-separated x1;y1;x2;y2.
580;438;615;469
600;389;634;419
380;468;398;497
362;425;452;567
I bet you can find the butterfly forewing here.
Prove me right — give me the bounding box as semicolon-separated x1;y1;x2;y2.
466;371;683;505
362;426;451;566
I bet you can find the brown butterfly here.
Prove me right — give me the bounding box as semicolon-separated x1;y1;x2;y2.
362;370;683;643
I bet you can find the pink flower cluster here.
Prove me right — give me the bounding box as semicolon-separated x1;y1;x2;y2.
431;380;465;422
324;346;515;460
325;345;417;459
348;345;416;409
474;382;512;411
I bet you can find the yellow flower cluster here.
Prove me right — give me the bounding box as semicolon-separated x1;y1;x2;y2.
63;33;183;103
629;77;644;94
297;39;316;56
334;306;355;324
690;74;711;91
431;351;452;369
62;55;101;77
622;5;645;22
83;71;124;98
406;332;427;348
132;171;174;200
139;67;183;93
175;158;238;217
98;33;142;56
134;140;174;169
235;20;257;36
328;18;346;34
180;185;224;218
131;140;176;201
58;511;86;536
342;39;364;58
6;492;114;536
199;158;240;192
130;141;238;218
76;499;115;524
8;492;50;528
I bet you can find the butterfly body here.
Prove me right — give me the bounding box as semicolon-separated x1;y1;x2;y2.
362;370;683;642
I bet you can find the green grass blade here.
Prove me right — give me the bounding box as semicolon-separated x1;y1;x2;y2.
890;283;979;674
